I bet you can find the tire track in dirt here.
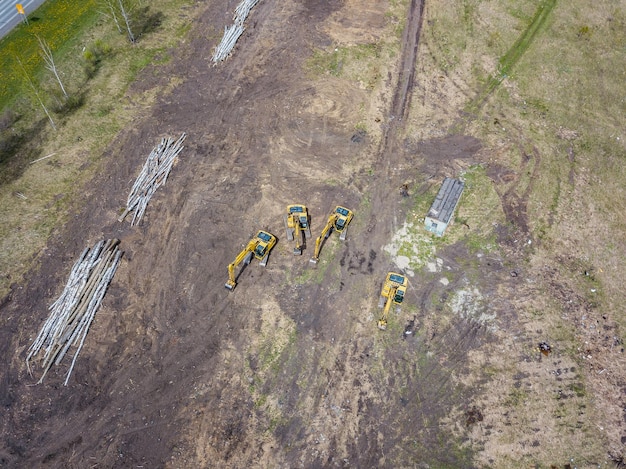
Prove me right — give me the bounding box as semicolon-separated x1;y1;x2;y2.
487;132;542;246
337;1;521;464
327;0;491;464
310;2;429;454
389;0;426;124
364;0;425;242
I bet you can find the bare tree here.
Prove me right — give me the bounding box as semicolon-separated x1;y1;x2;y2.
37;36;68;98
118;0;136;43
16;56;56;130
100;0;123;34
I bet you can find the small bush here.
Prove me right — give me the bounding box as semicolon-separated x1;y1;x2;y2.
577;25;591;40
82;40;112;79
52;93;85;116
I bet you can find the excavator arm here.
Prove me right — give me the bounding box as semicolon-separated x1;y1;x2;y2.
225;239;257;290
377;286;398;330
293;218;303;255
309;213;337;264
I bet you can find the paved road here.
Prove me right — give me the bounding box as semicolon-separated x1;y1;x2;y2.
0;0;48;40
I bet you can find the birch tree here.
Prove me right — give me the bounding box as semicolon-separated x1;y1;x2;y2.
118;0;136;43
100;0;123;34
16;56;56;130
37;36;68;99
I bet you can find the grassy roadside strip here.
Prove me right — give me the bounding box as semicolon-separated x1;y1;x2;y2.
0;0;199;299
0;0;101;109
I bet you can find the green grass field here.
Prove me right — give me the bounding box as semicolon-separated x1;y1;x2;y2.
0;0;194;297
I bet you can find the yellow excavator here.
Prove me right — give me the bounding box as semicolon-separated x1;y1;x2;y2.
309;206;354;264
225;230;277;291
284;204;311;255
377;272;408;330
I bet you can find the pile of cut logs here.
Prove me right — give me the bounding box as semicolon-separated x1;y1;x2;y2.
119;133;186;226
26;240;123;385
212;0;262;63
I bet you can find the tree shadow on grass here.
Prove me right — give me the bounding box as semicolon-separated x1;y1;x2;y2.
134;8;165;41
0;110;45;185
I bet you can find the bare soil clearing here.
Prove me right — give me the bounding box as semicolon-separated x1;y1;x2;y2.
1;0;624;467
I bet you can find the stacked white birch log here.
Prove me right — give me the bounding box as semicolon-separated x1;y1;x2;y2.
212;0;262;63
26;240;123;385
119;133;186;226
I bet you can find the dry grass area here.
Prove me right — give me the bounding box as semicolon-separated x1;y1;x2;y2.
399;0;626;466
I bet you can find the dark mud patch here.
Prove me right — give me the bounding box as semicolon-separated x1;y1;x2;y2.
409;134;482;177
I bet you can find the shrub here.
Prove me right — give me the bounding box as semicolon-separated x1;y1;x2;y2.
52;93;85;116
82;40;112;79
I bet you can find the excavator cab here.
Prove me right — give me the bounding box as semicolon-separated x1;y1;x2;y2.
253;231;275;260
225;230;277;290
289;205;310;231
377;272;408;330
388;273;407;303
254;243;267;258
333;206;352;234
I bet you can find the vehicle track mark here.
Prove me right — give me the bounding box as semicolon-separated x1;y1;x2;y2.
460;0;558;126
366;0;425;241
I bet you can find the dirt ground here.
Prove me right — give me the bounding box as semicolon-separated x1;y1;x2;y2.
1;0;624;467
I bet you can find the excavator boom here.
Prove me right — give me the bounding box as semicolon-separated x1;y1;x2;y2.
310;214;335;263
293;219;303;255
377;286;397;330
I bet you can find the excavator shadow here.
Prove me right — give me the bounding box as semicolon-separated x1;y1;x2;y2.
233;252;254;284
